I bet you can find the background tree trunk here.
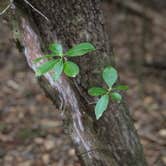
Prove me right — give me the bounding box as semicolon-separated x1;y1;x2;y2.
5;0;147;165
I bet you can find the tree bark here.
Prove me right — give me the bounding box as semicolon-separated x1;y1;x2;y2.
5;0;147;165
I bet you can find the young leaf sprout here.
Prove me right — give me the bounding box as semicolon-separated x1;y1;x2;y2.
34;42;95;80
88;66;128;120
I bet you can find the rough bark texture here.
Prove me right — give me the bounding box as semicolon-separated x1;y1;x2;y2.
5;0;147;165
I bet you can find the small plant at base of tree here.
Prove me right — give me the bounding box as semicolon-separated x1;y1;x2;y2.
88;66;128;120
33;42;95;80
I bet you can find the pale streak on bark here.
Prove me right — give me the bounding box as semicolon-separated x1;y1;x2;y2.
21;17;93;158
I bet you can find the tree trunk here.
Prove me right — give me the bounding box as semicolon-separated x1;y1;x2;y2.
5;0;147;165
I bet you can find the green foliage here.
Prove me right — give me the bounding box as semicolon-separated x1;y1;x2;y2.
110;92;122;102
33;54;55;63
34;42;95;80
103;66;117;88
113;85;128;91
49;43;63;56
66;42;95;57
88;66;128;120
36;59;58;76
64;61;79;77
88;87;107;96
95;95;109;120
52;59;64;81
34;42;128;121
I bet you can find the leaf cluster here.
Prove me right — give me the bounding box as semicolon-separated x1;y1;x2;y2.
34;43;95;80
88;67;128;120
34;42;128;120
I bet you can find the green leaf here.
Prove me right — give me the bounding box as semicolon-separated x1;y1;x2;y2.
64;61;79;77
49;43;63;56
88;87;107;96
33;54;54;63
66;42;95;57
103;66;118;88
110;92;122;102
113;85;128;91
95;95;109;120
35;59;58;76
52;59;64;81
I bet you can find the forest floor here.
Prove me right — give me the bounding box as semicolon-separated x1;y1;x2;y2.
0;1;165;166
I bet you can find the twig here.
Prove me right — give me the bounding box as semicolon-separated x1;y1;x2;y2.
0;0;49;22
23;0;49;21
0;0;13;16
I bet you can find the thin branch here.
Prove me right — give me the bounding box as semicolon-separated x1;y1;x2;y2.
23;0;49;21
0;0;49;21
0;0;13;16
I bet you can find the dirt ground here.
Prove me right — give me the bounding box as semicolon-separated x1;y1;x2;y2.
0;1;165;166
